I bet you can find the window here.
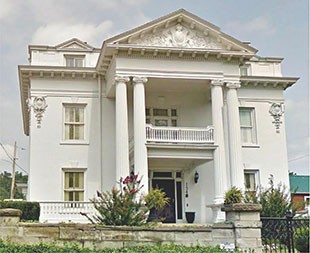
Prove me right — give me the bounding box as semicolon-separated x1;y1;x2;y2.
239;108;257;144
244;170;259;192
65;55;85;67
146;108;178;127
64;172;84;201
64;104;85;140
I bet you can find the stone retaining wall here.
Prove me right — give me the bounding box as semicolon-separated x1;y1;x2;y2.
0;205;262;252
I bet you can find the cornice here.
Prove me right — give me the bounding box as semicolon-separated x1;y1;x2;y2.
240;75;299;90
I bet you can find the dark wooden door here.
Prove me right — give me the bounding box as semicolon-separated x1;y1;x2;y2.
150;179;176;223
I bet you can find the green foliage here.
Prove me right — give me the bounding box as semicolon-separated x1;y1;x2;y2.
84;174;170;226
294;226;309;252
224;186;243;204
0;240;231;253
0;200;40;221
144;188;169;210
83;174;147;226
0;171;28;200
245;175;292;217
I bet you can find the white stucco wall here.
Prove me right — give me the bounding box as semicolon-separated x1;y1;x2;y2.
28;78;101;201
238;86;289;187
30;50;99;67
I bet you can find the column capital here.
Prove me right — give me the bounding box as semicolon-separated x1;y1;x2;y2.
115;76;130;84
211;79;224;87
226;81;241;89
133;76;148;84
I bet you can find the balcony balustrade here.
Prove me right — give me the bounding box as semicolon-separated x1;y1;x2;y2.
146;124;214;144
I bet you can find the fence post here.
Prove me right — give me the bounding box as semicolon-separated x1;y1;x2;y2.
286;211;294;253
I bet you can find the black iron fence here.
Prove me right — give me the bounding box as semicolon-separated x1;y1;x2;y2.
261;212;309;253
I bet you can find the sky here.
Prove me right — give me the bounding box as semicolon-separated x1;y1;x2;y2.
0;0;309;177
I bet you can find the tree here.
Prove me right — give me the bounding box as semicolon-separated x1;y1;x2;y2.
0;171;28;200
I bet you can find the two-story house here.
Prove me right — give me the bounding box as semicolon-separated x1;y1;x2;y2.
19;9;298;223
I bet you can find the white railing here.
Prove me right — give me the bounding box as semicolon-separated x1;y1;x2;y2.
146;124;214;144
39;201;97;223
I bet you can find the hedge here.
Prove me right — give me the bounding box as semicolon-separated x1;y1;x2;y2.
0;241;232;253
0;200;40;221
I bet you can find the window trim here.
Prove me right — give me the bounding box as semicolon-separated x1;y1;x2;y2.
64;54;85;67
146;107;178;127
62;103;87;144
62;168;86;202
239;107;258;146
244;169;260;193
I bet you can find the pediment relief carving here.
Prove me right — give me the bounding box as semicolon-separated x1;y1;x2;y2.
129;24;227;50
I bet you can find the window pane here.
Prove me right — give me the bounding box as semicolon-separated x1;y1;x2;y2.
171;109;177;117
240;109;252;126
66;58;74;67
244;173;256;191
64;105;85;140
75;58;83;67
155;119;168;126
171;119;177;127
153;109;168;116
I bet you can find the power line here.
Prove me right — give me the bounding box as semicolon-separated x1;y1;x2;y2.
0;143;28;174
288;154;309;163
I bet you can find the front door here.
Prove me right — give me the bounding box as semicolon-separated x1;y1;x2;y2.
151;179;176;223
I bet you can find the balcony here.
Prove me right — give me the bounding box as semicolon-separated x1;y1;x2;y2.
146;124;214;144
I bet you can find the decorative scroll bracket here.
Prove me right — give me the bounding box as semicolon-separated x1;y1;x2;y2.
269;103;284;133
27;96;48;128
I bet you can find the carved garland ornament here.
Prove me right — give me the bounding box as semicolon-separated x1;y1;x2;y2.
269;103;284;133
132;24;225;49
27;96;48;128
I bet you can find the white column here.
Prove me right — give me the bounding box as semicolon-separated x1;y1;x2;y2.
226;82;244;189
115;76;130;184
210;79;227;222
133;76;149;194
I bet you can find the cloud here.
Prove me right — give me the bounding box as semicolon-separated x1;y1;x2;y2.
223;16;275;38
31;21;115;46
0;0;16;20
285;99;309;174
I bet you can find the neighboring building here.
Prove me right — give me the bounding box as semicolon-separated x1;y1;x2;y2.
290;175;310;215
19;9;298;223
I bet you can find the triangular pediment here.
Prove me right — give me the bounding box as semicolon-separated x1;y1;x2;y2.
56;38;95;51
129;23;226;50
105;9;257;53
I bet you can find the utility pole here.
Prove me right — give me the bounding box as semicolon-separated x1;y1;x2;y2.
10;141;17;199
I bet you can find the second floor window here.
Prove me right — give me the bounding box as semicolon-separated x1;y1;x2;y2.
65;55;85;67
64;105;85;140
146;108;177;127
239;108;257;145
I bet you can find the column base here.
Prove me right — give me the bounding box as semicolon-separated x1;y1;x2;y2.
207;201;225;223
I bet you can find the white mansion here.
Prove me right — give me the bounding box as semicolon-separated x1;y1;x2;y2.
19;9;298;223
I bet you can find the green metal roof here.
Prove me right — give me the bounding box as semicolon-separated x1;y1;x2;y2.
289;175;310;194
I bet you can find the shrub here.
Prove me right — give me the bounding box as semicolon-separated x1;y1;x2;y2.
144;188;169;210
224;186;243;205
244;175;292;217
0;200;40;221
0;240;233;253
294;226;309;252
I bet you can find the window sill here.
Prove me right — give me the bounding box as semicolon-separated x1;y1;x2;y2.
242;144;260;148
60;141;89;145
